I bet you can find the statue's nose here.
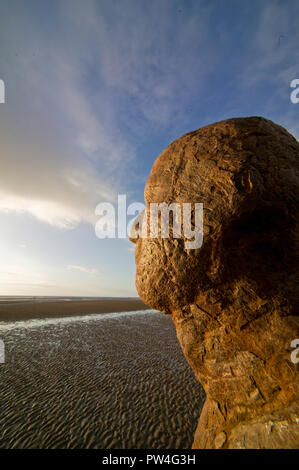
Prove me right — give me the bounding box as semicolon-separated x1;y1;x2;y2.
129;231;137;244
128;209;146;244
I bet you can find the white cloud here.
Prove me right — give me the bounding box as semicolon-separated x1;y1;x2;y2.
67;265;98;275
0;194;81;229
0;1;135;229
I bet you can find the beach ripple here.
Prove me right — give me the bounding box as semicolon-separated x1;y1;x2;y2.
0;311;205;449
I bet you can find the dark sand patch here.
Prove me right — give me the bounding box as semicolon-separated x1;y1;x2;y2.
0;298;148;322
0;311;205;449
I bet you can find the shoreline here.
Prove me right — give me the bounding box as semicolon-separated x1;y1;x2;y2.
0;298;149;322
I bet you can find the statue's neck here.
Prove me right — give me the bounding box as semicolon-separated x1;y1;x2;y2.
172;303;298;418
172;304;299;448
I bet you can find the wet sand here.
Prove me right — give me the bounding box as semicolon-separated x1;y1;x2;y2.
0;310;205;449
0;298;148;322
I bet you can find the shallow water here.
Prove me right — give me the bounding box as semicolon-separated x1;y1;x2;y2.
0;310;205;449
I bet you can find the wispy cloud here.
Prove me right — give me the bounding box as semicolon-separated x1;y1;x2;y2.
0;0;298;236
0;0;215;230
0;0;135;229
67;265;98;275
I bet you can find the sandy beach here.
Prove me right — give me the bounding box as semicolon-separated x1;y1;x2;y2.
0;298;148;322
0;310;205;448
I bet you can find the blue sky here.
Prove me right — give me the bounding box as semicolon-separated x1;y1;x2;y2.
0;0;298;296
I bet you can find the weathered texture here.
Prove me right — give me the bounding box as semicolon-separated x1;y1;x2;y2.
131;117;299;448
